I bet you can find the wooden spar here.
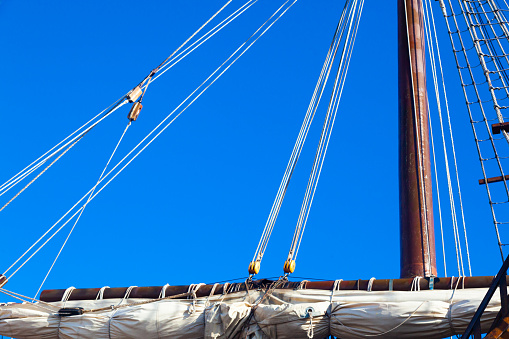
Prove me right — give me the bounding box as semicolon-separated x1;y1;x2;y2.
398;0;437;278
40;276;502;302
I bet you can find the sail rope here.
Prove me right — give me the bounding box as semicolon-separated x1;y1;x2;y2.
0;132;85;214
248;0;355;277
285;0;364;270
0;99;127;199
3;0;298;281
440;0;509;260
32;122;132;299
0;0;253;209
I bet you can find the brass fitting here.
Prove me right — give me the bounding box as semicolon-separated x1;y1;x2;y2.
0;274;8;289
248;261;260;275
283;259;295;274
128;102;143;122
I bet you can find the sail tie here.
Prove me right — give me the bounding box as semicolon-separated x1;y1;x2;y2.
411;277;422;292
187;283;205;314
367;278;376;292
96;286;110;300
61;286;76;307
205;283;219;307
329;279;342;304
159;284;171;299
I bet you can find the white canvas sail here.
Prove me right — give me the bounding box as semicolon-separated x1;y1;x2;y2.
0;288;500;338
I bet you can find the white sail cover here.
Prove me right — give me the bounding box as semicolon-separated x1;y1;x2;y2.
0;287;501;338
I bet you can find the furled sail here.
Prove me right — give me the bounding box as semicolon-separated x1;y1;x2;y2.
0;287;501;338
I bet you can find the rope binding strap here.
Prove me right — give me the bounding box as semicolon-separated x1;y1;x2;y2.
127;86;143;122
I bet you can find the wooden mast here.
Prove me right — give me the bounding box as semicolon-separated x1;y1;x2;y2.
398;0;437;278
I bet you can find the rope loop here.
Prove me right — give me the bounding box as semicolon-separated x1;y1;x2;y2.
411;277;422;291
96;286;110;300
297;280;309;290
187;283;204;314
61;286;75;306
122;286;137;303
159;284;170;299
367;277;376;292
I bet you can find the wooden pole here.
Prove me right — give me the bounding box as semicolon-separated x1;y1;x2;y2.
398;0;437;278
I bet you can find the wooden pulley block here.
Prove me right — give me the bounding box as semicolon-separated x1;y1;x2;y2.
128;102;143;121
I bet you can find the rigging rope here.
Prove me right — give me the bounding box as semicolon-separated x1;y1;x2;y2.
0;134;84;213
425;0;465;277
425;0;472;276
440;0;509;261
248;0;355;276
33;122;132;299
0;0;250;207
0;99;127;199
285;0;364;272
3;0;297;280
423;0;473;277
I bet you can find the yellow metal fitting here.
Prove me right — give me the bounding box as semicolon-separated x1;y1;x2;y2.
0;274;8;288
283;259;296;274
127;102;143;122
248;261;260;275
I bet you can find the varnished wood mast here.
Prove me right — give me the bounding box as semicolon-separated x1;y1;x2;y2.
398;0;437;278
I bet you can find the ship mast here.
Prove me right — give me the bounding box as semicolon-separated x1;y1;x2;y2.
398;0;437;278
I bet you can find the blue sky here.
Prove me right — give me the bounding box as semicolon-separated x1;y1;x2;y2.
0;0;502;301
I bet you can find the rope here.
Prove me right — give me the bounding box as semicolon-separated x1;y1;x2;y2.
3;0;296;280
151;0;259;84
33;122;131;299
367;278;375;292
0;288;56;312
0;98;125;196
0;0;245;208
307;313;314;338
423;0;459;277
286;0;364;265
442;0;509;259
331;301;427;337
96;286;110;300
187;283;205;314
140;0;234;88
250;0;353;273
0;132;85;213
